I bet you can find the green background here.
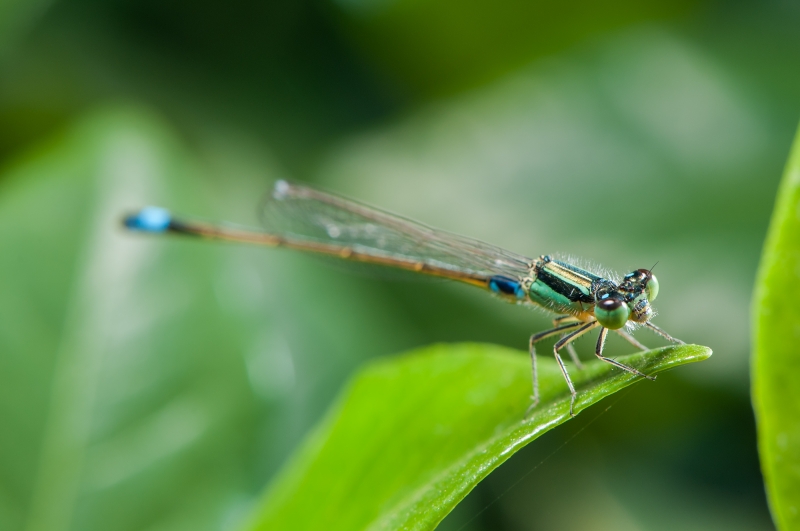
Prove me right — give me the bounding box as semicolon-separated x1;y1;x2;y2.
1;0;797;529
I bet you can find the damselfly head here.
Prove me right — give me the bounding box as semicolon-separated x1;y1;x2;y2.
618;268;659;323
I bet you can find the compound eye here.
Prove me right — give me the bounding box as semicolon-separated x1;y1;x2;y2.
646;274;659;302
594;296;630;330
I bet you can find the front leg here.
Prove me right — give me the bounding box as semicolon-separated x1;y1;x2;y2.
645;322;685;344
594;328;657;382
615;328;648;351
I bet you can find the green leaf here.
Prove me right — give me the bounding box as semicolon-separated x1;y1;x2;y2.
0;0;53;57
0;107;272;531
244;342;710;531
753;122;800;530
334;0;699;97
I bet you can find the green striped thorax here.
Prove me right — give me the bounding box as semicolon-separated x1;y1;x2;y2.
527;256;658;330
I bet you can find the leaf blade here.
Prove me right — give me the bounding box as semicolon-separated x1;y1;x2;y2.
753;122;800;530
245;342;710;531
0;107;271;531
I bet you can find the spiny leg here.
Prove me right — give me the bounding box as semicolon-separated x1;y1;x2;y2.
645;322;685;344
595;327;657;382
615;328;648;351
553;321;600;417
553;315;583;369
526;321;584;416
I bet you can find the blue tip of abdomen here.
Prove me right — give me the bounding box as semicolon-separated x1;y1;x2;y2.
124;206;172;233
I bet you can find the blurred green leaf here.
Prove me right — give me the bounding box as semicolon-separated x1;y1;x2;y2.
0;107;271;531
753;121;800;530
333;0;701;97
245;342;710;531
0;0;53;57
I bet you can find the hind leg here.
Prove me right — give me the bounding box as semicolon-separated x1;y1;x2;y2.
526;321;584;415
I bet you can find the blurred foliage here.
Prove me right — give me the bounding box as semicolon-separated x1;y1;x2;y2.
0;109;270;531
332;0;701;97
0;0;799;529
247;343;709;531
753;123;800;530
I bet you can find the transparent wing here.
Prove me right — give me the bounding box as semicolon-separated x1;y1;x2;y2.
260;181;534;280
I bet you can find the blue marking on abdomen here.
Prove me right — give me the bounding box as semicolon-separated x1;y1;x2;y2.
489;276;525;299
124;206;172;233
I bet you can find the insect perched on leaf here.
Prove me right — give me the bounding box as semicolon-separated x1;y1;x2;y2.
124;180;683;416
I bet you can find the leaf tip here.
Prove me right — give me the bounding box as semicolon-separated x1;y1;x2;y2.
660;343;712;369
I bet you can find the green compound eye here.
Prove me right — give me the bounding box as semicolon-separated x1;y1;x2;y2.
595;297;630;329
646;274;659;302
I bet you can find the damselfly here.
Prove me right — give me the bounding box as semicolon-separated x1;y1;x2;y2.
123;180;683;416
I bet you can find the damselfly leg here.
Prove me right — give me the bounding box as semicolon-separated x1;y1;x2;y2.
553;322;600;417
645;322;685;344
550;315;651;371
595;328;657;383
615;328;649;351
527;321;583;414
553;315;584;369
527;320;669;417
527;321;600;417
